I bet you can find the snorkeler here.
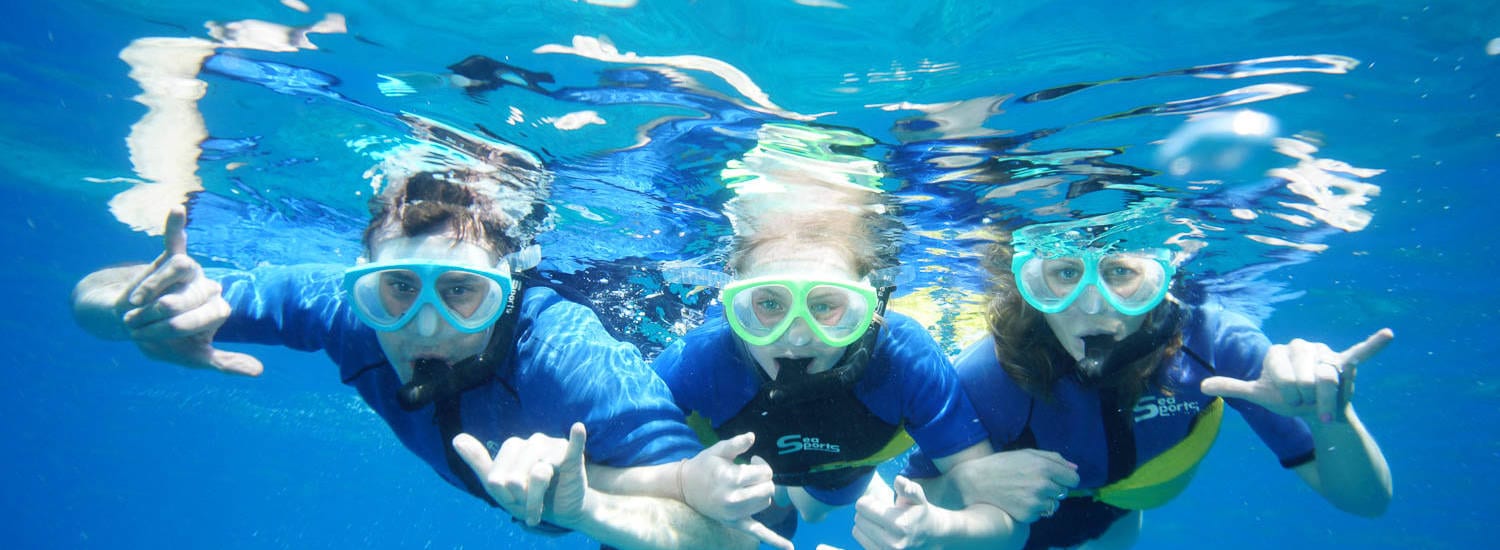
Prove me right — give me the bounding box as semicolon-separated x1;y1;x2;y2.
69;164;778;549
880;223;1392;549
654;187;1026;546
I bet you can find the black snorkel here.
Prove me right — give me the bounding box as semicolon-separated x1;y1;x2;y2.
397;296;520;411
1073;300;1184;388
756;285;892;407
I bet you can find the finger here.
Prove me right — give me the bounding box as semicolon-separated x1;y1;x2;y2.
525;460;555;526
561;422;587;475
731;517;794;550
894;476;928;507
1341;328;1394;365
1293;340;1330;408
743;455;775;485
163;205;188;257
452;433;496;477
1053;465;1081;489
127;300;228;341
1026;449;1079;471
1199;375;1258;400
709;431;756;459
128;254;200;307
209;348;264;377
1314;360;1340;422
864;473;895;503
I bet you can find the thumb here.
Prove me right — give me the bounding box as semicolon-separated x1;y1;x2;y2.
163;206;188;257
209;348;264;377
562;422;588;477
731;517;794;550
709;432;757;459
1199;375;1258;400
451;433;494;476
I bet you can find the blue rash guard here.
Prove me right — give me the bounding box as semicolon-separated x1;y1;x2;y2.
653;311;987;507
903;303;1315;548
211;265;701;497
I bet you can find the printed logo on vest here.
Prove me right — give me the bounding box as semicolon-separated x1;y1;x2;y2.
777;434;842;455
1133;395;1201;422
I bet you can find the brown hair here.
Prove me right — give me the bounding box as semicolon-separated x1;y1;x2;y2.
361;170;516;259
982;232;1182;403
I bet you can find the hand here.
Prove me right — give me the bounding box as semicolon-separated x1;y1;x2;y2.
680;433;790;550
119;206;262;376
948;449;1078;523
1201;329;1393;423
852;476;938;550
454;423;592;529
681;433;775;520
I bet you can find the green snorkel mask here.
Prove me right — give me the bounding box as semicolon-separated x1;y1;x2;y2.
721;276;881;348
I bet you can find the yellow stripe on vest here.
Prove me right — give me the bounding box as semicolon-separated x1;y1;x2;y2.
1089;397;1225;510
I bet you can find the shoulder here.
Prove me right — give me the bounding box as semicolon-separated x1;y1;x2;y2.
871;311;948;370
652;318;741;391
513;286;646;378
1179;302;1271;379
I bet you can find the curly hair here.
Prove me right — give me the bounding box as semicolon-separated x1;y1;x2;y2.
361;170;517;259
982;232;1182;403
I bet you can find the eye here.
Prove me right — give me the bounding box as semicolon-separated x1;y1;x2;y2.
756;298;786;313
1050;266;1081;282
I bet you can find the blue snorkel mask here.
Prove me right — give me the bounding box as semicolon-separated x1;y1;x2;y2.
1012;247;1175;316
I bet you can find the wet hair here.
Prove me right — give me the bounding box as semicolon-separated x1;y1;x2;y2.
982;232;1182;402
361;170;517;259
726;201;903;279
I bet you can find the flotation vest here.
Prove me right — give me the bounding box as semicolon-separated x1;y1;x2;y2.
1074;396;1224;509
687;322;913;489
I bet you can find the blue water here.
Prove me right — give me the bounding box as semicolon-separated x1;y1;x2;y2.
3;1;1496;548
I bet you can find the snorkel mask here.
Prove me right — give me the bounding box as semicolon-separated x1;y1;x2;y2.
342;243;540;333
1012;247;1175;316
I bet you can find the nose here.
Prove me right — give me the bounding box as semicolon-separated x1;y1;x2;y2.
415;304;440;337
779;318;815;347
1075;285;1106;315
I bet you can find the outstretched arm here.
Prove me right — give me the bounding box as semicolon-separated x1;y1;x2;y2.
1202;329;1394;517
70;206;262;376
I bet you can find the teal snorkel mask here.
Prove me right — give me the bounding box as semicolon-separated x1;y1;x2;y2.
1012;247;1175;316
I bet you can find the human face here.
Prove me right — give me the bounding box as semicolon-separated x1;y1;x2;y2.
362;231;502;383
735;242;865;379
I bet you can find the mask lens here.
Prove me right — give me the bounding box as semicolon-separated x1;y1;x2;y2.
806;284;870;340
1017;255;1084;312
349;269;423;329
1098;254;1169;313
730;283;794;338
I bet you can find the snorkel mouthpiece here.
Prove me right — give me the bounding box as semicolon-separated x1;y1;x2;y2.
774;357;816;383
1079;335;1117;377
399;358;453;411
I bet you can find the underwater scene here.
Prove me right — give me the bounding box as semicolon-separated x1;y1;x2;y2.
3;1;1496;548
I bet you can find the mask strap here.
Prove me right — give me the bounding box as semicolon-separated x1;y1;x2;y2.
504;244;542;272
661;266;732;288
